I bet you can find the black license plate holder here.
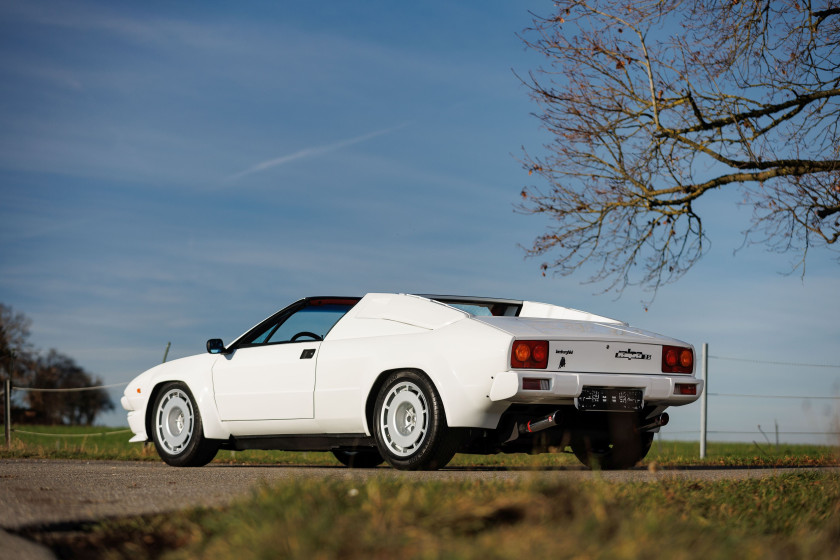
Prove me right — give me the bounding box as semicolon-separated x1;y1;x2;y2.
577;387;644;411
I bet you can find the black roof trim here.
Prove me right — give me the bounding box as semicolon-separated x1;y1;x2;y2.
414;294;525;306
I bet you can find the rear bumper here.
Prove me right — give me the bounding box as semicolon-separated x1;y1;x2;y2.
489;370;703;407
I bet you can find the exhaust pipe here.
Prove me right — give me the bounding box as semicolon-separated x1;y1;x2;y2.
639;412;669;431
519;410;562;434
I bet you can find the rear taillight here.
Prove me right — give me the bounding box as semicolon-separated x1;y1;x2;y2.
511;340;549;369
662;345;694;373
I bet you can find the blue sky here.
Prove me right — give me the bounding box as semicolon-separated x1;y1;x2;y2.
1;0;838;444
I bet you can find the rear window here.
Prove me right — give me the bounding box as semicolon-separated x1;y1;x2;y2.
431;297;521;317
447;303;494;316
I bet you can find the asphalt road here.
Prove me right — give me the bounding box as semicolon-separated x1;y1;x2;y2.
2;459;838;559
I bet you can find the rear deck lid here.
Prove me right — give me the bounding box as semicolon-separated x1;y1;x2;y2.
474;316;691;375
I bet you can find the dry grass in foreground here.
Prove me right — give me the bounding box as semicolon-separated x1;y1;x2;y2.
24;471;840;559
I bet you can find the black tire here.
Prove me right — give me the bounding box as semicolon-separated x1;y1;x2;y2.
332;448;385;468
372;371;459;471
150;382;220;467
571;415;653;470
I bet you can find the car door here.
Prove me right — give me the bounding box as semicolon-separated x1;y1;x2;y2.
211;299;355;421
212;341;320;421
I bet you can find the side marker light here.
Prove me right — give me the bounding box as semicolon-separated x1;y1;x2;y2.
675;384;697;395
522;378;550;391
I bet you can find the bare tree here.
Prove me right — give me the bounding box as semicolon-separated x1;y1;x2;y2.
0;303;33;380
1;303;114;425
23;350;114;426
1;303;34;416
518;0;840;301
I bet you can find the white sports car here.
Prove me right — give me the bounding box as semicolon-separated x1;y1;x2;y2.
122;293;703;470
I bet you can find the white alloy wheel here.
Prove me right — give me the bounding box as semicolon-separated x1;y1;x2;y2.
378;380;429;457
155;388;195;455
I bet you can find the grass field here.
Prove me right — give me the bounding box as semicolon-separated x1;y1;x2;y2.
5;425;839;559
25;472;840;559
2;424;838;468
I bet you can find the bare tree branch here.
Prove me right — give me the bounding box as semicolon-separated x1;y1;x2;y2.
518;0;840;301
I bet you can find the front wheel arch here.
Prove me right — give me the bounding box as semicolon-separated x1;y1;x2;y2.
148;381;220;467
145;380;227;443
144;382;168;442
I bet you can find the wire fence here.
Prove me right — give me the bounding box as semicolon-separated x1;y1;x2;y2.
3;347;840;448
2;379;130;444
707;393;840;400
709;354;840;369
706;353;840;414
669;430;840;435
12;428;132;437
693;350;840;455
11;382;128;393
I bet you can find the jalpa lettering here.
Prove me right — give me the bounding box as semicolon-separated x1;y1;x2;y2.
614;348;651;360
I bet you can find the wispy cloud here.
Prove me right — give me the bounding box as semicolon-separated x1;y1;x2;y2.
224;123;409;182
1;0;217;50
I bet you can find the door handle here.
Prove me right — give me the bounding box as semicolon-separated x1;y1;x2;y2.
300;349;316;359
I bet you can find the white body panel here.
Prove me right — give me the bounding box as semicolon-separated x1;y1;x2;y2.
212;342;319;421
122;293;703;444
122;354;228;442
351;293;467;330
519;301;625;325
488;370;702;405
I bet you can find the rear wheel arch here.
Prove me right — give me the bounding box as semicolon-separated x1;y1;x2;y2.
569;412;654;470
369;369;460;470
364;367;432;435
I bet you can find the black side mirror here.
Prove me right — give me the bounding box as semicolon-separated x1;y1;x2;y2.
206;339;226;354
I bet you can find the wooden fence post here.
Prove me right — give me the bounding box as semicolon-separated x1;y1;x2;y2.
4;378;10;449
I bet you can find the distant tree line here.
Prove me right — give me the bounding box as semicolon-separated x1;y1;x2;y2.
0;303;113;425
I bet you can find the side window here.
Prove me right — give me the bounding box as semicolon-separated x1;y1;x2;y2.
244;303;355;346
266;305;350;343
